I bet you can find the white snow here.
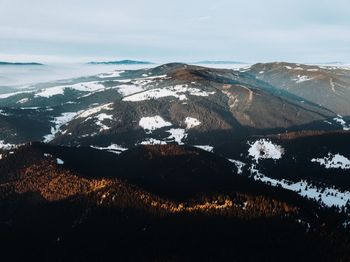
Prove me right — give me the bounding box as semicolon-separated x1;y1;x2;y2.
228;159;246;174
95;113;113;131
76;103;113;119
285;66;292;70
56;158;64;165
0;90;33;99
116;84;145;96
0;140;16;150
293;75;313;83
250;164;350;208
17;98;29;104
248;139;284;163
43;112;78;142
311;153;350;170
333;115;350;131
35;81;105;98
123;85;215;102
139;138;167;145
0;109;9;116
35;86;65;97
167;128;187;144
185;117;201;129
139;116;172;134
194;145;214;153
91;144;127;154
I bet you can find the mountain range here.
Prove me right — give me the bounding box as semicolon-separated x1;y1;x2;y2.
0;62;350;261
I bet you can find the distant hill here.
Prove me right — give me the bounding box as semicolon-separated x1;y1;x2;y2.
0;61;44;66
88;59;153;65
194;60;246;64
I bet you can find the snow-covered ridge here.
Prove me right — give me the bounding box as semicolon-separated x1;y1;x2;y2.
123;84;215;102
312;153;350;170
248;139;284;163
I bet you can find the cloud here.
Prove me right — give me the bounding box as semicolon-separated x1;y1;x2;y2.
0;0;349;63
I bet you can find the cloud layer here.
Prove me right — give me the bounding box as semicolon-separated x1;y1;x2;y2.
0;0;349;63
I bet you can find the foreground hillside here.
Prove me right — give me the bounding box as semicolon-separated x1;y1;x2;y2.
0;143;350;261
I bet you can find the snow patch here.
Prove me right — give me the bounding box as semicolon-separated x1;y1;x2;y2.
185;117;201;129
91;144;127;154
167;128;187;144
139;138;167;145
333;115;350;131
311;153;350;170
123;85;215;102
0;140;16;150
95;113;113;131
43;112;78;142
248;139;284;163
250;165;350;208
139;116;172;134
76;103;113;119
228;159;246;174
56;158;64;165
293;75;313;83
194;145;214;153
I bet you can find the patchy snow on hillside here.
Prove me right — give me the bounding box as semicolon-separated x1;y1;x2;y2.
334;115;350;131
139;138;167;145
293;75;313;83
250;164;350;208
139;116;172;134
248;139;284;163
95;113;113;131
43;112;78;142
56;158;64;165
228;159;246;174
167;128;187;144
76;103;113;119
35;81;105;98
194;145;214;153
17;98;29;104
0;90;34;99
116;84;145;96
185;117;201;129
0;109;9;116
123;84;215;102
0;140;16;150
311;153;350;170
91;144;127;154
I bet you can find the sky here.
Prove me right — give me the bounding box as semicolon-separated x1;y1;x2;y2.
0;0;349;64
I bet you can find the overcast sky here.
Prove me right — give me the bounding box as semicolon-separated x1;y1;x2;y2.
0;0;349;63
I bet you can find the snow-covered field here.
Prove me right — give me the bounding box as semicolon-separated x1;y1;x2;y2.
312;153;350;170
248;139;284;163
123;84;215;102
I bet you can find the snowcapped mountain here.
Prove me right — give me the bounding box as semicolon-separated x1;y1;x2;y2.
1;62;350;261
